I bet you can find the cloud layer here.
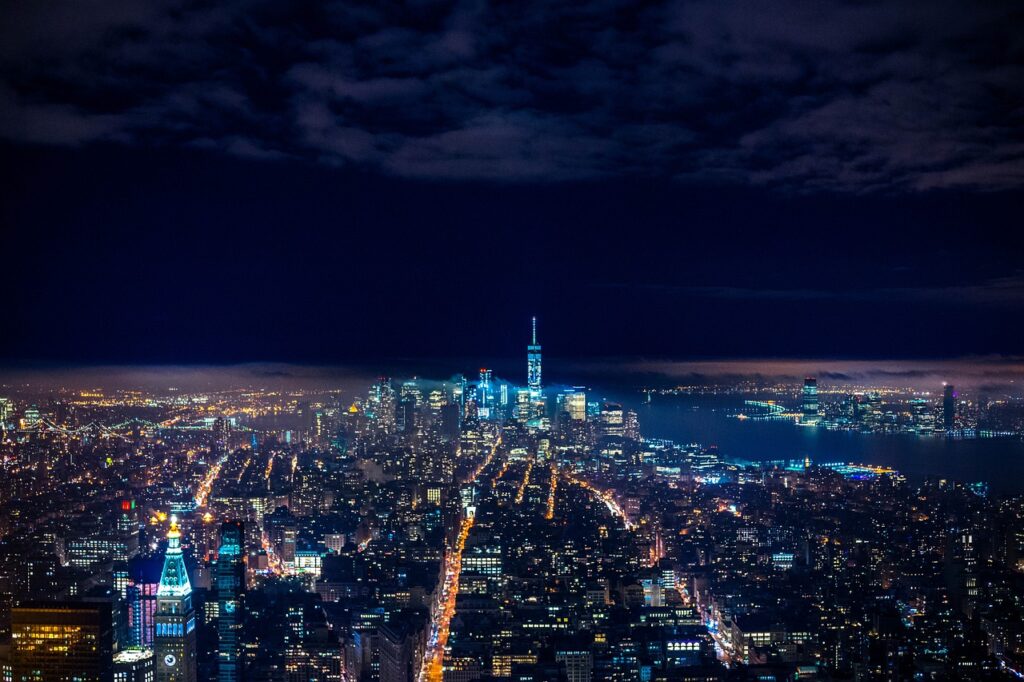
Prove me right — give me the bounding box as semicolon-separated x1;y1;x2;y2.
559;356;1024;393
1;0;1023;191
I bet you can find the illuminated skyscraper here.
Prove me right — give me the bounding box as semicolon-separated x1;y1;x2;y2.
478;368;493;418
396;397;416;433
527;317;542;398
515;389;532;423
371;378;397;434
155;518;197;682
216;521;245;682
600;403;625;437
212;416;230;454
564;390;587;421
11;602;113;682
801;377;820;425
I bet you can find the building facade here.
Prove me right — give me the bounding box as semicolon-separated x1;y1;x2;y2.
154;519;197;682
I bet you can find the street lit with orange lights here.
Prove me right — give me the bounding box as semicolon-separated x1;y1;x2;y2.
193;453;227;508
564;473;636;531
416;434;503;682
419;514;474;682
491;459;509;488
464;436;501;485
544;463;558;519
260;531;284;576
514;457;533;504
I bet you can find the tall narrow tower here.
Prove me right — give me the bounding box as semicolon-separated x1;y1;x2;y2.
801;377;820;425
155;517;197;682
943;384;956;432
217;521;245;682
527;317;542;398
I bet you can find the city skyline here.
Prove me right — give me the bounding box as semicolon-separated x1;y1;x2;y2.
3;353;1024;394
2;1;1023;680
3;318;1024;680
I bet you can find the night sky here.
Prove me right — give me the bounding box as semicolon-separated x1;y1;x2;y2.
1;1;1023;365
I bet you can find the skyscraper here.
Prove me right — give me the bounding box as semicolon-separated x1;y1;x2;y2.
371;378;397;434
801;377;820;425
478;368;493;418
155;518;197;682
943;384;956;432
216;521;245;682
527;317;542;398
114;648;155;682
11;602;113;682
396;397;416;433
564;390;587;422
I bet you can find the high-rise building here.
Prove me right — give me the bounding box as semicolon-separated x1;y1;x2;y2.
515;389;532;424
11;601;113;682
67;534;137;569
801;377;820;425
395;398;416;433
555;646;593;682
909;397;936;434
453;375;467;409
216;521;245;682
379;612;427;682
369;378;397;434
599;403;625;438
943;384;956;432
478;369;493;418
114;647;155;682
212;417;230;454
527;317;542;398
564;390;587;422
154;518;197;682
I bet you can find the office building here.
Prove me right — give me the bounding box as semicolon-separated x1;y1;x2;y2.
216;521;245;682
154;518;197;682
943;384;956;431
114;648;155;682
801;377;820;425
527;317;542;398
11;601;113;682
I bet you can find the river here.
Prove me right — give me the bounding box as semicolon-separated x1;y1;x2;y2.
627;394;1024;493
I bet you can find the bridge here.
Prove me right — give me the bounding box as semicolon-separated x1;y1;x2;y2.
14;416;253;439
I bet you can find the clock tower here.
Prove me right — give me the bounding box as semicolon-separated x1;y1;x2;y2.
155;516;197;682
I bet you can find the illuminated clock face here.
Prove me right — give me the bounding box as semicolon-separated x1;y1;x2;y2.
224;601;236;614
164;654;177;667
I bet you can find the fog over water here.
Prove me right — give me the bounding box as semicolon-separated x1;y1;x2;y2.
2;356;1023;393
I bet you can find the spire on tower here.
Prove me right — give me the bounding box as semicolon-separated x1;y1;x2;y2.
158;515;192;597
527;316;542;397
155;515;197;681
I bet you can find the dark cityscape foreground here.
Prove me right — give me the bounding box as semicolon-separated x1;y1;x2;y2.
3;324;1024;682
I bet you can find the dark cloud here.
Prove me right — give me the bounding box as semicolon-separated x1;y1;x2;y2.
1;0;1022;191
613;273;1024;308
587;357;1024;392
